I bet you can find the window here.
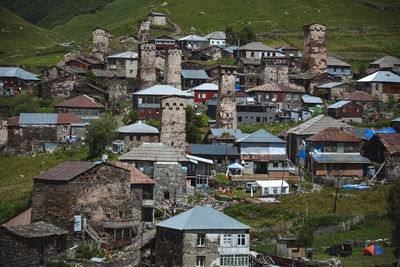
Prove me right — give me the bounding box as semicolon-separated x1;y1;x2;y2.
136;136;141;141
294;95;299;100
130;59;134;66
197;234;205;246
164;191;170;200
256;117;261;123
251;52;254;57
196;256;205;267
238;116;242;122
221;255;248;266
287;94;291;100
237;234;246;246
222;234;232;246
217;158;222;164
63;126;68;132
130;70;133;75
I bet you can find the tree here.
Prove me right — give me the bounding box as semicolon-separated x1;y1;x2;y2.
86;117;117;158
0;92;40;117
122;109;139;125
186;105;205;143
296;222;314;248
238;26;256;45
225;26;236;46
387;178;400;259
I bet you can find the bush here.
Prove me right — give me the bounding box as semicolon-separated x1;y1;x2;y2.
75;242;100;260
86;117;117;158
47;260;71;267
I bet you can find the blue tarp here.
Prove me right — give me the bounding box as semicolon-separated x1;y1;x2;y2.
365;128;396;139
342;184;371;191
299;150;306;160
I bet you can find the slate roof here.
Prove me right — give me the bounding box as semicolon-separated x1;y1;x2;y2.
117;122;159;134
34;161;98;181
181;70;209;80
245;83;305;93
0;67;40;81
237;42;276;51
191;83;218;91
204;31;226;40
156;206;250;231
306;127;360;143
187;144;239;156
357;71;400;83
236;129;286;143
209;128;246;139
339;91;374;102
371;56;400;68
327;100;351;109
133;85;192;97
316;82;345;89
374;133;400;154
107;51;138;59
108;161;156;184
327;56;351;67
287;115;352;136
92;69;125;78
179;35;208;42
119;143;188;162
239;58;261;65
302;95;323;104
55;95;105;109
312;152;371;163
4;221;67;238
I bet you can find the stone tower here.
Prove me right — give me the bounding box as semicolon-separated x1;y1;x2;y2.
302;23;327;74
137;20;151;43
160;95;187;154
260;57;289;85
216;65;237;129
92;27;109;62
138;43;156;89
164;49;182;89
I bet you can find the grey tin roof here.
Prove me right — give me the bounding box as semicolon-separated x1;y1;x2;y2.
0;67;40;81
327;56;351;67
189;144;239;156
237;42;276;51
312;152;371;163
107;51;138;59
117;122;159;134
191;83;218;91
133;85;192;97
179;35;208;42
119;143;188;162
209;128;245;139
357;71;400;83
302;95;323;104
156;206;250;231
224;46;239;53
392;117;400;122
327;100;351;109
287;115;352;135
316;82;344;89
204;31;226;40
181;70;209;80
19;113;58;125
149;12;166;16
371;56;400;68
237;129;286;143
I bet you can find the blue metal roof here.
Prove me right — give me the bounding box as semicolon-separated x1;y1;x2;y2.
189;144;239;156
156;206;250;231
181;70;209;80
302;95;323;104
0;67;40;81
19;113;58;125
357;71;400;83
179;35;208;42
327;100;351;109
312;152;371;163
117;122;159;134
149;12;165;16
317;82;344;89
133;85;192;97
236;129;286;143
209;128;245;139
224;46;239;53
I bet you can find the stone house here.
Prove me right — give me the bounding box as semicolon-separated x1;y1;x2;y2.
236;129;287;175
286;114;353;166
116;121;160;152
339;90;375;109
202;128;247;145
316;82;354;100
37;74;76;99
301;23;327;74
327;56;352;82
41;65;73;82
189;46;232;61
289;72;341;95
155;206;250;267
54;94;105;121
107;51;138;78
367;55;400;75
357;70;400;102
0;221;67;267
204;31;227;48
327;101;363;123
72;83;109;103
0;67;40;96
235;42;283;59
119;143;189;202
66;57;105;71
7;113;86;152
148;12;167;26
363;133;400;181
237;58;262;75
31;161;146;246
245;83;305;112
181;70;210;90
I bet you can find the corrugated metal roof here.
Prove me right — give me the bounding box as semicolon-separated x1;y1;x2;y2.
327;56;351;67
245;83;305;93
55;95;105;108
108;161;156;184
34;161;98;181
117;122;159;134
237;42;276;51
317;82;344;89
237;129;286;143
188;144;239;156
302;95;323;104
149;12;166;16
119;143;188;162
224;46;239;53
209;128;245;139
186;154;213;164
357;71;400;83
287;115;352;135
156;206;250;231
191;83;218;91
375;133;400;154
340;91;374;102
392;117;400;122
372;56;400;68
306;127;360;143
107;51;138;59
0;67;40;81
327;100;351;109
181;70;209;79
312;152;371;163
19;113;58;125
179;35;208;42
133;85;192;97
4;221;67;238
204;31;226;40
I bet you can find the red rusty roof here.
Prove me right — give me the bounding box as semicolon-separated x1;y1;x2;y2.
57;113;86;124
7;117;19;127
340;91;374;102
109;161;156;184
55;94;105;109
34;161;97;181
306;127;360;143
241;154;286;162
86;83;107;94
375;133;400;154
245;83;305;93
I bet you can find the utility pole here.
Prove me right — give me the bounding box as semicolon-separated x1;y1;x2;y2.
333;170;341;213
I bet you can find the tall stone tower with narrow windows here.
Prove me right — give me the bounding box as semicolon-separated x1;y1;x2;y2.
160;95;187;154
260;57;289;85
137;20;151;43
138;43;157;89
164;49;182;89
302;23;327;74
216;65;237;129
92;28;109;62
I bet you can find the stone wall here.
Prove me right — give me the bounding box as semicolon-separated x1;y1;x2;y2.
0;107;8;148
153;162;184;202
182;232;221;267
38;75;76;99
93;28;109;62
160;95;187;154
130;185;143;221
386;153;400;182
138;43;157;89
164;49;182;89
137;20;151;43
260;57;289;85
155;227;184;266
302;23;327;74
216;66;237;129
41;66;71;82
8;125;58;152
